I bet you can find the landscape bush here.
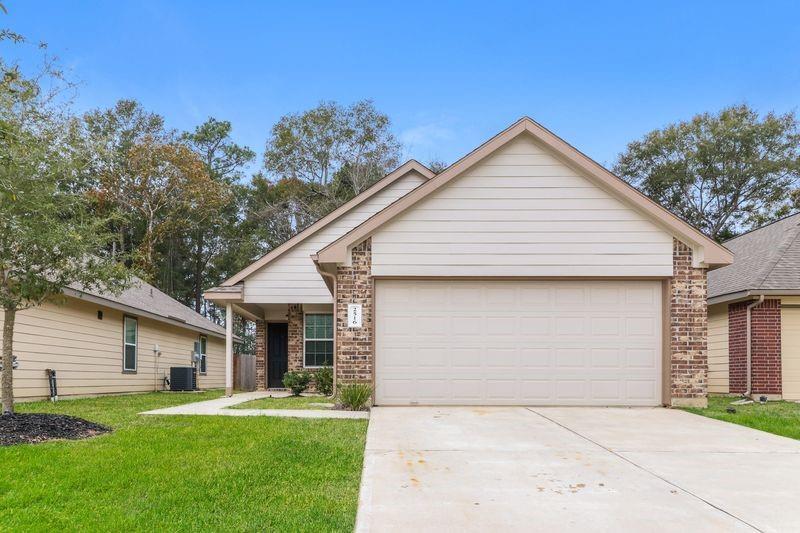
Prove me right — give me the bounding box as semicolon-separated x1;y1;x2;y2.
315;366;334;396
338;383;372;411
282;371;311;396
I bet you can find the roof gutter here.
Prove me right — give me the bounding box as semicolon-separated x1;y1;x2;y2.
708;289;800;306
745;295;765;398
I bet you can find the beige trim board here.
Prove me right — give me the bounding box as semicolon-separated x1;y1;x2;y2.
371;275;671;281
709;289;800;306
316;117;732;268
203;289;243;302
220;160;434;286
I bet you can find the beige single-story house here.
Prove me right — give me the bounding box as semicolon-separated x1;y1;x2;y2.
205;117;732;407
1;277;229;401
708;213;800;400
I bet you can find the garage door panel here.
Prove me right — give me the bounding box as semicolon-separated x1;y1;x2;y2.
521;348;551;368
375;280;662;406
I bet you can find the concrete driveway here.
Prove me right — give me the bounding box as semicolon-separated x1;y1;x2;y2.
356;406;800;532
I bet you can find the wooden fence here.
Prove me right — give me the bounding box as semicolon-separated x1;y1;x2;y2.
233;354;256;392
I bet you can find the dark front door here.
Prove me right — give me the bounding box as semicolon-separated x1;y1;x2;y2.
267;323;289;389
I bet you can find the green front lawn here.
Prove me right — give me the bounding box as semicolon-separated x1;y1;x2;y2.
230;394;334;410
683;395;800;440
1;390;368;532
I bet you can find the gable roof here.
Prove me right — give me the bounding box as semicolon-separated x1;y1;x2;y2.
708;212;800;301
66;276;228;338
219;160;434;287
315;117;733;268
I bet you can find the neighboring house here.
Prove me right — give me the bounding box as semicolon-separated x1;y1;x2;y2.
206;117;732;407
708;213;800;401
1;277;229;401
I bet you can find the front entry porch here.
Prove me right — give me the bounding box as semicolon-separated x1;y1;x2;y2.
201;286;335;395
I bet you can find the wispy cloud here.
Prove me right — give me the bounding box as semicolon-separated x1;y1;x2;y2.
399;122;455;151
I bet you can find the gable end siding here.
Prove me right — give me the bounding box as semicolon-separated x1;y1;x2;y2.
370;135;674;277
243;172;427;303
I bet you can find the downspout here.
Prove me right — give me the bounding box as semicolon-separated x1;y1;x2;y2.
745;295;765;397
313;255;337;396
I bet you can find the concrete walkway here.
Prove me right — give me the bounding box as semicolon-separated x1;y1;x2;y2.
357;406;800;532
140;391;369;419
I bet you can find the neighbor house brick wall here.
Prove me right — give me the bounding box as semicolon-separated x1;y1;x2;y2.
729;299;781;396
752;299;781;395
255;319;266;390
669;239;709;407
729;302;747;393
287;304;304;372
335;238;373;385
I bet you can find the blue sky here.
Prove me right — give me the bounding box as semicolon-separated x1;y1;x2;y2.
5;1;800;171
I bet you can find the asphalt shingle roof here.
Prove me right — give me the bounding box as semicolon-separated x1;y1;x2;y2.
69;276;227;337
708;213;800;299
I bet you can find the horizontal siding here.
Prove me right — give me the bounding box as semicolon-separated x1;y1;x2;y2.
372;134;674;277
707;303;729;393
244;172;427;303
1;297;225;400
782;304;800;401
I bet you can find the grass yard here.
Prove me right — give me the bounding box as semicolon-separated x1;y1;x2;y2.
683;395;800;440
0;390;368;532
230;394;334;410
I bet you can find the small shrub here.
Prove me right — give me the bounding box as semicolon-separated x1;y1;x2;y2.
338;383;372;411
282;371;311;396
315;366;334;397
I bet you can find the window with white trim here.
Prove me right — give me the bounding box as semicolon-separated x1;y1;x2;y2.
123;316;137;372
304;313;333;367
199;335;207;374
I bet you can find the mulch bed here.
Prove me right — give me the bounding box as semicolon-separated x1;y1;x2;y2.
0;413;111;446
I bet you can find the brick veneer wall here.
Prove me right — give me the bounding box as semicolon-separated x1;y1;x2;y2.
255;319;266;390
728;302;747;393
729;299;781;396
669;239;709;407
335;239;373;385
287;304;304;372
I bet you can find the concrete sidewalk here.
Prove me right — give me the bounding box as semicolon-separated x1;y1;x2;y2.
140;391;369;419
357;406;800;532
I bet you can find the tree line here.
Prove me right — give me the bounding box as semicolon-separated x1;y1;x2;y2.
83;98;403;323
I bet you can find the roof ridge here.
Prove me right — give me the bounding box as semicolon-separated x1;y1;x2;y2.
753;219;800;290
724;211;800;243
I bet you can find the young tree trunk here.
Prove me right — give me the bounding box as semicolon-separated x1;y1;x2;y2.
2;306;16;415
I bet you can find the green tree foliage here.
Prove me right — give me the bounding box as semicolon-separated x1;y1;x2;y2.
179;118;255;313
615;105;800;241
83;100;170;257
262;100;401;223
0;36;131;414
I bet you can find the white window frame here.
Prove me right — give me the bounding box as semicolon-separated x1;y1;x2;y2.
303;313;334;368
198;335;207;374
123;315;138;373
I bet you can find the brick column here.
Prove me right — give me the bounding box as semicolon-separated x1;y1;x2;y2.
255;319;266;390
729;299;781;396
335;239;373;386
670;239;708;407
287;304;304;371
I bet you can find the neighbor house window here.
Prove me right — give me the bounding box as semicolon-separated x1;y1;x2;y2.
123;316;137;372
199;335;207;374
304;313;333;367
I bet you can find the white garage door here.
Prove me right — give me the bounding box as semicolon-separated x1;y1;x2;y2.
375;280;662;406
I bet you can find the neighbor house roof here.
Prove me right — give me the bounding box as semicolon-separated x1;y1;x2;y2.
315;117;733;268
708;212;800;303
65;276;229;339
214;160;434;288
